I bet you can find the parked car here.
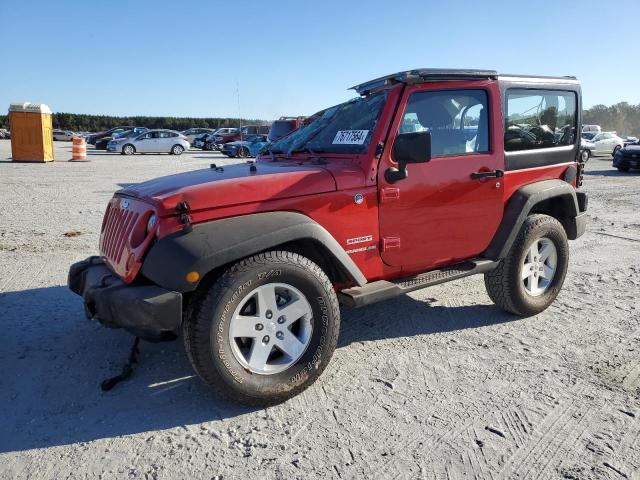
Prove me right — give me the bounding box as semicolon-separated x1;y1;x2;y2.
267;117;306;143
69;68;587;406
613;143;640;172
580;138;595;162
181;128;214;145
221;134;269;158
622;136;638;147
87;126;135;145
0;128;10;139
95;127;148;150
203;128;239;151
107;129;189;155
581;124;601;133
52;130;74;141
590;132;624;156
192;132;210;149
206;125;270;150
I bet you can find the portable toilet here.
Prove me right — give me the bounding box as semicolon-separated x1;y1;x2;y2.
8;102;54;162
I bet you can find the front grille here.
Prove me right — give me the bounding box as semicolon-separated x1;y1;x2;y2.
100;201;140;264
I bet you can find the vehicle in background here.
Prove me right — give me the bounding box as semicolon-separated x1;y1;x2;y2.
204;128;239;150
582;124;601;133
220;134;269;158
581;131;597;141
580;138;595;162
192;132;210;149
87;126;136;145
0;128;10;139
267;117;306;143
613;143;640;172
107;129;189;155
210;125;270;150
95;127;148;150
53;130;74;141
622;136;638;147
181;128;214;145
591;132;624;156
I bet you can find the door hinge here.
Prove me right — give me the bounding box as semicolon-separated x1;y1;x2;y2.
382;237;401;251
380;187;400;203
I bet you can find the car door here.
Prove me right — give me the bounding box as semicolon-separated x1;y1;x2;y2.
378;82;504;271
135;132;156;152
158;131;174;152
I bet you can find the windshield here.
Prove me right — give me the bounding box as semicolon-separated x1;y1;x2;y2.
268;92;388;155
581;132;597;140
268;120;296;142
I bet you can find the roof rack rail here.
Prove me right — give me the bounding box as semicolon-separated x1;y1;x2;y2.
350;68;498;95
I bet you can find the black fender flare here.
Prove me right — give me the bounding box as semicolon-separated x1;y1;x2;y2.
140;211;367;293
483;179;582;260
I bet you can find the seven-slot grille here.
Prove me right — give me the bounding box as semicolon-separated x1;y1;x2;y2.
100;200;140;265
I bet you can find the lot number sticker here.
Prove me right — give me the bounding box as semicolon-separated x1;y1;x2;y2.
332;130;369;145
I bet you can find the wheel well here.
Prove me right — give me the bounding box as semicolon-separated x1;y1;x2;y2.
278;239;353;287
529;194;576;235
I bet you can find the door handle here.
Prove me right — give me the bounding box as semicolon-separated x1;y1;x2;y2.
470;169;504;180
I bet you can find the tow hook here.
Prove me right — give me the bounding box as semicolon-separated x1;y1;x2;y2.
177;201;192;232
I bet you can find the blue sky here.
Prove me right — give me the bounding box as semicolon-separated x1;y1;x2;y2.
1;0;637;119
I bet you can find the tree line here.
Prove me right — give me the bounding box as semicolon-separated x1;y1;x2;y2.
2;102;639;135
0;112;268;132
582;102;640;136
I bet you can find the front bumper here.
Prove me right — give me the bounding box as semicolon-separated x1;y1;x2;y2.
68;256;182;342
613;155;640;169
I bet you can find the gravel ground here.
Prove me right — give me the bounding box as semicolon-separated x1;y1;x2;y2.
0;140;638;480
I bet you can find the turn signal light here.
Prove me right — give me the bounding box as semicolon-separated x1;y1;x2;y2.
185;271;200;283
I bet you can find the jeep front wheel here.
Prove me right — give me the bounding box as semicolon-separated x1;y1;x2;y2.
183;251;340;405
484;214;569;316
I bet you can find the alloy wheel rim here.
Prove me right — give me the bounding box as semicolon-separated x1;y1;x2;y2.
228;283;313;375
522;237;557;297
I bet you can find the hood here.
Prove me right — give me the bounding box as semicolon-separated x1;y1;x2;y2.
623;145;640;154
118;161;337;214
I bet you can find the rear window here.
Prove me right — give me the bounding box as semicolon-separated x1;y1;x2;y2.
505;89;577;151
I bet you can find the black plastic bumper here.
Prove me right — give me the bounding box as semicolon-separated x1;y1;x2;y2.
68;256;182;342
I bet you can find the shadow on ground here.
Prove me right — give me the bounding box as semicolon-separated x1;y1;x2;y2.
0;285;519;453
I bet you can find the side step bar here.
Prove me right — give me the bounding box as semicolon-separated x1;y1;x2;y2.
339;258;498;308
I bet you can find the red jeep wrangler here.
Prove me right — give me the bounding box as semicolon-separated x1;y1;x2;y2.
69;69;587;405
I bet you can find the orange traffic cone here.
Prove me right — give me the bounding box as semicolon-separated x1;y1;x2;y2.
69;136;88;162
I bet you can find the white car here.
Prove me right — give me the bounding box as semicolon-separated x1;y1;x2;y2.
180;128;214;144
590;132;624;156
52;130;74;141
107;129;190;155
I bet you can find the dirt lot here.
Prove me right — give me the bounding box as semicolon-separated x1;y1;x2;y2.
0;140;638;479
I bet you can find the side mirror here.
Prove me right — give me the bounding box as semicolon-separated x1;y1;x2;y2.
385;130;432;183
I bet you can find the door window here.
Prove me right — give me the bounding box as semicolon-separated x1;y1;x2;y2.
400;89;489;157
505;89;577;151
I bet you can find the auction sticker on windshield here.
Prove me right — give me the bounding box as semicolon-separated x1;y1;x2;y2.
332;130;369;145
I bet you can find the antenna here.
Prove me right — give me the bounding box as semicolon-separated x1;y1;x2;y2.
236;79;243;143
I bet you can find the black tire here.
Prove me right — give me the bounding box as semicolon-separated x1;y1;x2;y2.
238;147;249;158
171;144;184;155
183;251;340;405
484;214;569;316
122;144;135;155
617;166;630;172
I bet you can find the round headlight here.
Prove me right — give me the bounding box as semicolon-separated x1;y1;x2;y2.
146;213;157;236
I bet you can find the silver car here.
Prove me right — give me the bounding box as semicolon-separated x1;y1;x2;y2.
107;129;190;155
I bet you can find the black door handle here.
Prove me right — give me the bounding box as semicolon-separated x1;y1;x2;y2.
470;169;504;180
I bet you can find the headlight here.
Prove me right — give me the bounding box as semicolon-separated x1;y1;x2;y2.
146;213;157;236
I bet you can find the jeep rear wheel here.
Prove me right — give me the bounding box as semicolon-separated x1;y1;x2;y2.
183;251;340;405
484;214;569;316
